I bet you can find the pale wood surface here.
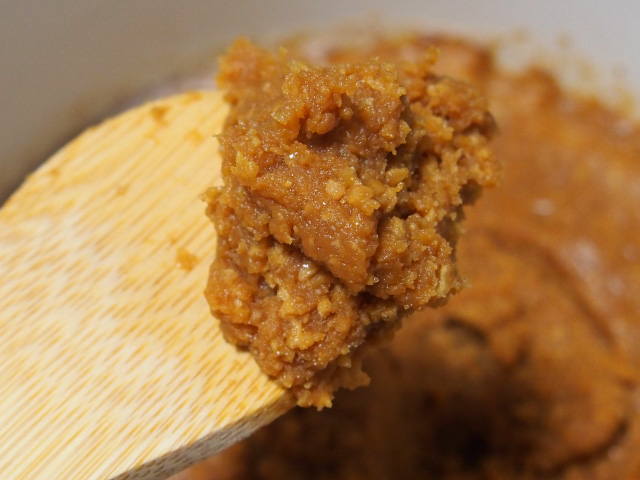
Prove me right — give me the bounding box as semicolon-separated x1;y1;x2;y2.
0;91;292;479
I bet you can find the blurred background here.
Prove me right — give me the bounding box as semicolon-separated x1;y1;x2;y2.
1;0;639;202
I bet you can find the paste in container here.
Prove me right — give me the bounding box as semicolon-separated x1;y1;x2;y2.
177;32;640;480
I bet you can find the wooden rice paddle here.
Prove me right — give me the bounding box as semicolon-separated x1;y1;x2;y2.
0;91;292;479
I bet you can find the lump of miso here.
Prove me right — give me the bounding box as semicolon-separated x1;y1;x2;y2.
205;38;500;407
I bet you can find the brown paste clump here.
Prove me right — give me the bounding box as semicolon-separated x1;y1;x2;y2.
205;38;499;407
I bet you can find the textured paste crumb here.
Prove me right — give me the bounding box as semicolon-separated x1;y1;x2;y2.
205;38;499;407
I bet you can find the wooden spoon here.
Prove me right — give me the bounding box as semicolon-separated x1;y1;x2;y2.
0;91;293;479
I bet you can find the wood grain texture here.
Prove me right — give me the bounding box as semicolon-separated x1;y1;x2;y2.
0;91;292;479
